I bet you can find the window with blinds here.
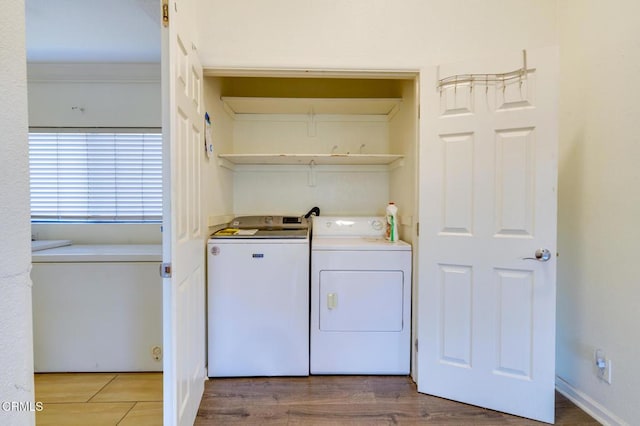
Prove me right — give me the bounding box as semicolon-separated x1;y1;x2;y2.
29;131;163;223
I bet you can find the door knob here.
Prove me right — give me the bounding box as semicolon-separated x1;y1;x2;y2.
523;248;551;262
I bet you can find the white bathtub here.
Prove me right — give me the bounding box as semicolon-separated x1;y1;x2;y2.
31;244;162;372
31;239;72;251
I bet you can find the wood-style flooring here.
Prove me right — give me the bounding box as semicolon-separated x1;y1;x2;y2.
34;372;162;425
34;373;598;425
196;375;599;425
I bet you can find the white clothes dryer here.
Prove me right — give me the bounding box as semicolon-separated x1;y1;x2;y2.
310;216;412;374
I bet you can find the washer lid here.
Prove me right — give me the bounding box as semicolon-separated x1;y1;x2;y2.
211;228;309;239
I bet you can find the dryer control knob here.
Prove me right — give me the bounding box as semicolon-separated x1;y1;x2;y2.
371;219;384;231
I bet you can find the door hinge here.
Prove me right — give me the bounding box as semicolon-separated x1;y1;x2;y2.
160;262;172;278
162;0;169;27
414;339;418;352
416;222;419;237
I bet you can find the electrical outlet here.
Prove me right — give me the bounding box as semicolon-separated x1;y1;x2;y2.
151;345;162;361
594;349;612;384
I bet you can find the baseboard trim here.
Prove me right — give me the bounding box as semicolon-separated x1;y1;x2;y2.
555;376;627;426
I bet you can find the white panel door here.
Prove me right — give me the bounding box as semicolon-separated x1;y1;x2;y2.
418;47;558;423
162;0;206;424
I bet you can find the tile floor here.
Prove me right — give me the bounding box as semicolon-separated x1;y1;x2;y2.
34;372;162;425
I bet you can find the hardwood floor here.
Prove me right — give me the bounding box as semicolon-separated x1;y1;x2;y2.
196;376;599;425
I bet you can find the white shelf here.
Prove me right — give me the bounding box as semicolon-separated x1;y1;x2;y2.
217;97;404;174
218;153;404;166
221;97;402;116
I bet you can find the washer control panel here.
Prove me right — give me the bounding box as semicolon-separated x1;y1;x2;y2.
230;215;307;230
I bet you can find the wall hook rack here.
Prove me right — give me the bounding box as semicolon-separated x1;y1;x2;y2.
437;49;531;91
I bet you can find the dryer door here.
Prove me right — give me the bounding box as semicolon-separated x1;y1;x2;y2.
319;270;404;332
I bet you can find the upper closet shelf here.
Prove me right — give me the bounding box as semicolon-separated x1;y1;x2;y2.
221;97;402;116
218;153;404;166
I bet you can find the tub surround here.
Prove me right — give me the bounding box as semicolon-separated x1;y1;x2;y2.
31;223;162;245
31;244;163;372
31;240;72;252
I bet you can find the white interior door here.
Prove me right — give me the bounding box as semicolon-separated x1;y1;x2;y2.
417;47;558;423
161;0;206;424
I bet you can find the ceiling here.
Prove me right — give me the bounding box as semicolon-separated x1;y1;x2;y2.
25;0;161;63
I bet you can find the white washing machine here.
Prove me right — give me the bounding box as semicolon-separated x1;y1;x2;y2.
207;215;310;377
311;216;412;374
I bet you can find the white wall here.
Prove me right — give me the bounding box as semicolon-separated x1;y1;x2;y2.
231;115;392;216
27;62;162;244
28;63;160;128
202;78;235;228
557;1;640;424
389;80;418;243
0;0;35;424
196;0;558;70
233;166;390;217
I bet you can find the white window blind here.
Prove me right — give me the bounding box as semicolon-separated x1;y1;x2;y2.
29;131;162;222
